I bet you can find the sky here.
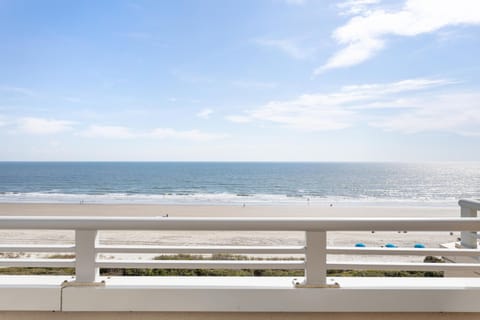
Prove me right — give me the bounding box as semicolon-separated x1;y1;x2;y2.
1;0;480;161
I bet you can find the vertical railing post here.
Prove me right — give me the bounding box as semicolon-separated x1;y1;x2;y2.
460;203;478;249
75;230;99;283
304;231;327;286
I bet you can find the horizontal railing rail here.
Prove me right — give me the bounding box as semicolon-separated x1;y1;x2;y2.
96;244;305;254
326;246;480;256
96;260;305;270
0;199;478;286
0;258;75;268
0;244;75;252
1;216;480;230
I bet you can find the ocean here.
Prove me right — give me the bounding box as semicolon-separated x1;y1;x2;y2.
0;162;479;206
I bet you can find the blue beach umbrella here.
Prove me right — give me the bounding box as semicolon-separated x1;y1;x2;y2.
385;243;397;248
355;243;366;247
414;243;425;248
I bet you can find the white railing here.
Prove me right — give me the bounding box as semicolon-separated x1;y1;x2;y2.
460;199;480;248
0;199;479;286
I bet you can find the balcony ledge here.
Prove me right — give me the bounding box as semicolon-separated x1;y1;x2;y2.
2;276;480;312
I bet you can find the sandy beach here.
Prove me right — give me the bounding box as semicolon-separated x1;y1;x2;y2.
0;203;459;217
0;203;462;263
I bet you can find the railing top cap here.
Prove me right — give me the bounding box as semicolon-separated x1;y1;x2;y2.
0;216;480;231
459;199;480;210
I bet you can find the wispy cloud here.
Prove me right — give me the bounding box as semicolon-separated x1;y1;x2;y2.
225;115;252;124
18;117;75;135
337;0;380;16
79;125;227;141
340;78;454;98
228;77;480;135
318;0;480;72
149;128;228;141
196;108;213;119
369;92;480;135
79;125;136;139
255;38;314;60
248;94;355;131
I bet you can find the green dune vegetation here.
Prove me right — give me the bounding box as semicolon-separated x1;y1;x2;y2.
0;254;444;277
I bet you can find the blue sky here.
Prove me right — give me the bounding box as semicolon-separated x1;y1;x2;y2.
1;0;480;161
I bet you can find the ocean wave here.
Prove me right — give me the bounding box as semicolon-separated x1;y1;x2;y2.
0;191;459;207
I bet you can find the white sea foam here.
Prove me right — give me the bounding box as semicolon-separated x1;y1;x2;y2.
0;191;458;207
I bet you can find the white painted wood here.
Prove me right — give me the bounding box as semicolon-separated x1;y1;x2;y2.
6;276;480;312
7;275;480;312
0;258;74;268
327;246;480;256
0;276;65;311
1;216;480;231
63;287;480;312
60;276;480;312
461;205;478;249
96;245;305;254
327;261;480;271
2;201;480;312
9;244;479;258
75;230;98;282
9;244;476;259
0;244;75;253
98;259;480;272
0;199;478;287
304;231;326;285
96;259;304;270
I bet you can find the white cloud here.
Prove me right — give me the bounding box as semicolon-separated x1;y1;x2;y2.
18;117;74;135
318;0;480;72
340;78;454;97
337;0;380;16
225;115;252;124
235;77;480;135
197;108;213;119
318;38;384;71
369;92;480;135
79;125;136;139
256;38;313;60
149;128;227;141
80;125;227;141
249;94;355;131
